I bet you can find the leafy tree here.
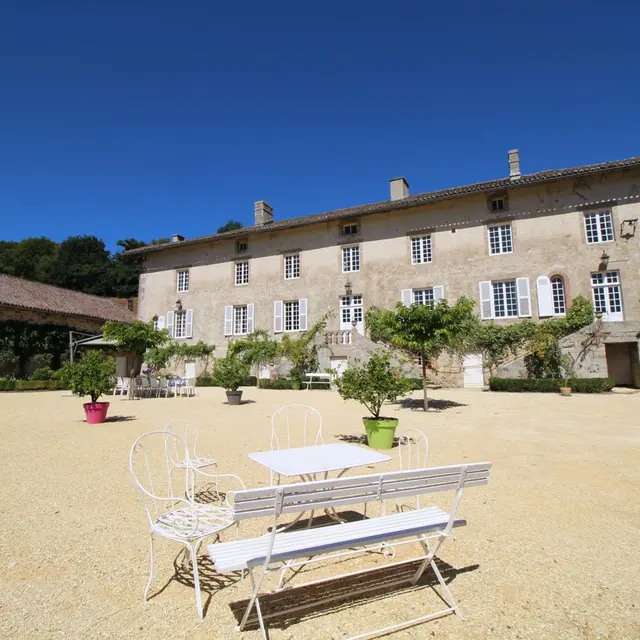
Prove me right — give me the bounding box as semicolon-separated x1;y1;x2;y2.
212;353;250;392
0;237;59;281
216;220;244;234
367;298;477;410
228;330;280;376
109;238;147;298
145;340;215;374
57;351;115;403
470;321;535;379
280;313;331;382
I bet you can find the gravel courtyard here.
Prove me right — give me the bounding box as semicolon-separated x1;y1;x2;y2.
1;387;639;639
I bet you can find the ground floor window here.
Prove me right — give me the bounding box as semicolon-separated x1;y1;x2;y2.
492;280;518;317
285;301;300;331
234;305;248;335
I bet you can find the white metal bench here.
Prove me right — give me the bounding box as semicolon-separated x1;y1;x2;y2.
303;372;332;389
208;461;491;639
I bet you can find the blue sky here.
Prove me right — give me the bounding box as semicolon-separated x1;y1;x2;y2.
1;1;639;251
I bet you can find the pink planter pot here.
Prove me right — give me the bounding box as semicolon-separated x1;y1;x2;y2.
83;402;110;424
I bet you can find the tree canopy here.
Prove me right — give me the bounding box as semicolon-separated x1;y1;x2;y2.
216;220;244;233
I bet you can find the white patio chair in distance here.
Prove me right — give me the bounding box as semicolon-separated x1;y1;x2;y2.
149;377;160;398
179;377;196;397
158;377;169;398
396;428;429;511
129;430;236;619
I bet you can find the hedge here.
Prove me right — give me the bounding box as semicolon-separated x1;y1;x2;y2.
489;377;615;393
257;379;304;390
0;380;68;392
196;375;257;387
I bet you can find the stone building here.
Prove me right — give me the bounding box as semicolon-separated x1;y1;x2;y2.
127;151;640;387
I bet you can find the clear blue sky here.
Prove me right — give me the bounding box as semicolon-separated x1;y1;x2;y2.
1;1;639;251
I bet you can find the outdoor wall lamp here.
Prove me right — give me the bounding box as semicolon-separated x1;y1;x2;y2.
598;251;610;271
344;280;353;296
175;299;183;311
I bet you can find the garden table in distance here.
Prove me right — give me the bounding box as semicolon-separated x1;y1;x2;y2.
248;443;392;527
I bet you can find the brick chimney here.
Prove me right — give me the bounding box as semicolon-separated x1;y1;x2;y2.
508;149;521;180
254;201;273;225
389;177;409;201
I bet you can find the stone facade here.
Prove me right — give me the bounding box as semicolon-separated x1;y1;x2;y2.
136;161;640;385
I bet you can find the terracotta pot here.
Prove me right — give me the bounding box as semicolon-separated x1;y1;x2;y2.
560;387;572;397
83;402;110;424
226;390;243;405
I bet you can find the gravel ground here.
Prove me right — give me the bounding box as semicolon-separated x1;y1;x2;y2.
1;387;639;640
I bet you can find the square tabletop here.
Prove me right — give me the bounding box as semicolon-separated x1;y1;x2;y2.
248;443;392;477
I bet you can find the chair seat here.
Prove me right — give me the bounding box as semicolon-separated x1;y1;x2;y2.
174;456;217;469
208;507;466;572
154;503;234;540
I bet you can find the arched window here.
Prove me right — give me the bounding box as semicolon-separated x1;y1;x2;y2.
551;275;566;315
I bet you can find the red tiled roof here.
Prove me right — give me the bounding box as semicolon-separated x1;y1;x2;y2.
124;154;640;256
0;275;136;324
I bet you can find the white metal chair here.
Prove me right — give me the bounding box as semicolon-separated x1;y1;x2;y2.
149;377;160;397
158;377;169;398
129;430;236;619
396;428;429;511
179;377;196;397
140;377;151;397
113;376;128;395
270;405;323;485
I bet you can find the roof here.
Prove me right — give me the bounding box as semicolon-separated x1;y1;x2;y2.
125;154;640;256
0;275;136;324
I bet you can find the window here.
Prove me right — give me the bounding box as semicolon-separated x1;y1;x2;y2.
284;300;300;331
177;269;190;293
591;271;623;321
491;198;505;212
343;223;359;236
340;295;363;328
153;317;159;331
174;310;187;338
284;254;300;280
235;261;249;285
236;240;248;253
233;305;248;335
492;281;518;317
551;276;566;315
412;288;434;306
488;224;513;255
411;235;432;265
342;245;360;272
584;211;614;244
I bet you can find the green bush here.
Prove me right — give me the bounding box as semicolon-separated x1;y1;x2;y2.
211;355;251;391
0;380;68;392
196;374;256;387
258;378;304;390
30;366;55;380
57;351;116;402
489;377;615;393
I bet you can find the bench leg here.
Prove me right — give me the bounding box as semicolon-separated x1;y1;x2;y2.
238;567;268;639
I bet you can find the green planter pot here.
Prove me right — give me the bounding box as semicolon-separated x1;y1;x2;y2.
362;417;399;449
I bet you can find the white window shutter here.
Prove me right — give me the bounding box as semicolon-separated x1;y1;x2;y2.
479;281;493;320
156;315;165;330
401;289;412;306
166;311;174;337
298;298;308;331
273;301;284;333
536;276;553;317
247;303;255;334
433;285;445;303
185;309;193;337
224;306;233;336
517;277;532;317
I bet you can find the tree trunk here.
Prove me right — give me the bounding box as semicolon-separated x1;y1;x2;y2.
421;357;428;411
128;353;143;399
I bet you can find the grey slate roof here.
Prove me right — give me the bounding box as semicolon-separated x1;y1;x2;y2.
125;155;640;256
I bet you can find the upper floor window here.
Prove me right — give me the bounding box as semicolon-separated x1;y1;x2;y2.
284;253;300;280
224;303;254;336
284;300;300;332
591;271;623;321
342;245;360;273
491;198;505;212
411;235;432;265
584;210;614;244
488;224;513;255
234;305;248;335
177;269;190;293
174;310;188;338
236;239;248;253
235;261;249;285
492;280;518;317
551;275;566;315
342;222;359;236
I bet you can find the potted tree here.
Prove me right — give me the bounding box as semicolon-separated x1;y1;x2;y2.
334;350;413;449
58;351;116;423
213;353;250;405
559;353;576;396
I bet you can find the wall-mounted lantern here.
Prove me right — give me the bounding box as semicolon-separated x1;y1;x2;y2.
598;251;610;271
344;280;353;296
175;299;183;312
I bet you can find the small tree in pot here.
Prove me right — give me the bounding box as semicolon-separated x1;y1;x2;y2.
334;350;413;449
213;353;250;405
58;351;116;423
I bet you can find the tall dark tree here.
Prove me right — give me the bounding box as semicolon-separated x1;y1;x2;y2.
110;238;146;298
216;220;244;233
0;237;59;281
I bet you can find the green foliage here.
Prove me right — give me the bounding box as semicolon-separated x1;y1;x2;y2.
102;320;169;357
280;313;331;382
196;374;256;387
146;341;215;372
228;330;280;372
57;351;116;403
30;366;55;380
334;350;413;419
489;377;614;393
212;354;251;391
257;378;311;390
216;220;244;233
0;379;68;392
470;321;535;376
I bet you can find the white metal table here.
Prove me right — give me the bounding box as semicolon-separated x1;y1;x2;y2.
249;443;392;527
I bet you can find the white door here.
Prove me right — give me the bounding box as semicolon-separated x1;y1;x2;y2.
463;353;484;388
258;364;271;379
340;295;364;335
185;362;196;378
330;357;348;379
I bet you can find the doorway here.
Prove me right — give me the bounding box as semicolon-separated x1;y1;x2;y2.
605;343;638;386
463;353;484;388
340;295;364;336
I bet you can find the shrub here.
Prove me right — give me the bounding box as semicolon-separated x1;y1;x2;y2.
196;374;256;387
212;354;250;391
0;380;67;392
30;366;55;380
258;378;307;390
57;351;116;402
489;377;614;393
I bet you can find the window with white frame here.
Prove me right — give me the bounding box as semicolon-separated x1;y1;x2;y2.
342;245;360;272
236;240;248;253
235;261;249;285
284;253;300;280
491;198;505;212
551;275;566;315
412;288;435;306
584;210;614;244
174;310;187;338
411;235;432;264
492;280;518;317
177;269;189;293
340;295;363;328
284;300;300;331
591;271;623;320
233;305;248;335
153;317;160;331
342;222;359;236
488;224;513;255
